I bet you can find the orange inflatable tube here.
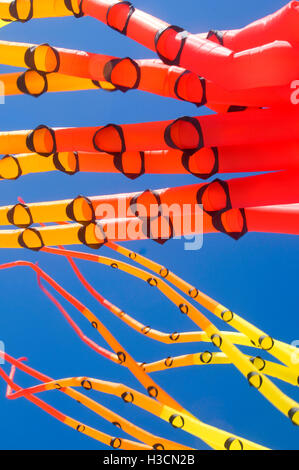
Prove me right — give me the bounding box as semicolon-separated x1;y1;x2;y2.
0;354;181;450
0;41;296;110
2;140;299;182
1;108;297;156
0;49;296;108
1;169;299;230
1;203;299;249
0;43;295;108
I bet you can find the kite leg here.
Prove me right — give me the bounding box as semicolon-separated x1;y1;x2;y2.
72;0;299;89
214;1;299;51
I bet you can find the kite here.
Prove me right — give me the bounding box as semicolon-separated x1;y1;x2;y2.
0;0;298;451
0;242;298;450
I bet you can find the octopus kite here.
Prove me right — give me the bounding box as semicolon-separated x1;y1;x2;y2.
0;0;298;451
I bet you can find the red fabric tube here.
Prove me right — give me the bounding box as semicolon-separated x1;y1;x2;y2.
245;204;299;235
221;1;299;51
53;108;299;154
79;0;299;89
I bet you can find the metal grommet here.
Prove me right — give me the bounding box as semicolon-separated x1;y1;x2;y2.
159;267;169;278
121;391;134;403
76;424;85;432
169;414;184;429
224;437;243;450
110;437;122;449
288;407;299;426
153;443;165;450
164;357;173;367
211;334;222;348
169;332;180;342
247;372;263;389
249;356;266;372
221;309;234;323
147;386;158;398
117;351;126;364
258;335;274;351
179;304;189;315
188;288;198;299
81;379;92;390
199;351;213;364
141;326;151;335
112;422;122;429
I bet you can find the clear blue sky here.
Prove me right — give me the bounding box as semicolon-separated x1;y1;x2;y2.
0;0;297;450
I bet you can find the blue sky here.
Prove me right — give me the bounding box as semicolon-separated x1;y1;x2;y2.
0;0;297;450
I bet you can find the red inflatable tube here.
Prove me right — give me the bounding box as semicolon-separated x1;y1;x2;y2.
13;40;295;108
171;35;299;90
205;82;297;109
58;52;209;103
97;205;299;240
215;205;299;238
212;141;299;175
0;260;114;360
198;170;299;213
36;274;119;362
6;41;295;108
19;42;206;103
0;261;184;413
0;357;156;450
78;149;221;179
61;171;299;218
73;0;299;89
5;140;299;181
0;363;68;423
77;141;299;179
78;1;299;52
19;108;299;156
245;204;299;235
211;1;299;52
4;170;299;231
